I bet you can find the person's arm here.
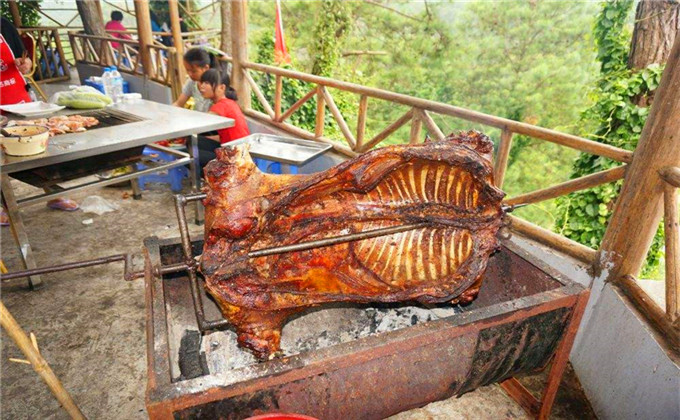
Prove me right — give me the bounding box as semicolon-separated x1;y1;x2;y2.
203;111;222;142
120;23;134;40
172;93;190;108
204;134;221;142
173;81;193;108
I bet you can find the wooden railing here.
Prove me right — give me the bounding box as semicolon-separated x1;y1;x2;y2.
68;32;181;99
219;57;633;264
17;27;70;83
611;166;680;354
105;28;221;48
660;166;680;325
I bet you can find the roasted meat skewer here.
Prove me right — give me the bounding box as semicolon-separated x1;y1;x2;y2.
201;130;505;359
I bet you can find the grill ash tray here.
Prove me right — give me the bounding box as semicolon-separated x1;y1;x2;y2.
145;235;586;419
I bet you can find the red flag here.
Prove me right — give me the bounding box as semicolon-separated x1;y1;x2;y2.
274;0;291;64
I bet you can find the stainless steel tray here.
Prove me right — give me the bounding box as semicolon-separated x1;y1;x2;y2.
224;134;332;165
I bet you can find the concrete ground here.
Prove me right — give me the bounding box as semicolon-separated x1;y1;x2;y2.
0;178;597;419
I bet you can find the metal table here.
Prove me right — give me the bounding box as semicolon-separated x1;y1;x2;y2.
1;100;233;289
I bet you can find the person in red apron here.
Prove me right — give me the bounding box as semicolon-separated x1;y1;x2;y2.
0;19;32;105
1;19;78;225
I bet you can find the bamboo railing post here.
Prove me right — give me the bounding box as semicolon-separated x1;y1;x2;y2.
494;129;514;188
230;0;250;110
133;0;155;78
52;28;69;77
274;75;283;121
599;36;680;279
509;216;598;264
416;108;445;141
360;108;414;152
168;0;186;82
356;95;369;151
504;165;627;207
244;69;275;118
409;112;423;144
0;302;86;419
315;87;326;138
279;88;316;122
320;86;357;148
663;181;679;323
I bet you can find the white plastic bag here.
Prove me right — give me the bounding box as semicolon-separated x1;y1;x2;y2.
49;86;112;109
80;195;119;215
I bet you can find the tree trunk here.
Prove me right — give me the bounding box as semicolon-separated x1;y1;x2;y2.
221;0;232;54
76;0;106;36
8;1;22;27
599;35;680;283
628;0;680;70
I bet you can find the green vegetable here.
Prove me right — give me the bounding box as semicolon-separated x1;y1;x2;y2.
56;91;112;109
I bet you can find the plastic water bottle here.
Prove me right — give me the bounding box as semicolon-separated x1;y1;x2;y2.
101;67;113;98
109;66;124;104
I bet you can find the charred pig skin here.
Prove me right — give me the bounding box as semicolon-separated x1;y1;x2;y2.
201;130;505;359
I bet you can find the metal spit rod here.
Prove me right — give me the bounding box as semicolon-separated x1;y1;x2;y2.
248;222;429;258
173;193;437;332
0;254;130;281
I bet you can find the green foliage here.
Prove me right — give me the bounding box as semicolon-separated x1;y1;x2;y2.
249;1;357;145
1;0;41;27
311;0;351;77
251;33;318;133
150;0;201;30
247;1;601;228
594;0;632;74
555;0;665;276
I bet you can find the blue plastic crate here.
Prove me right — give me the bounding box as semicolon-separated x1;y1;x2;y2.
253;157;298;174
136;147;188;192
84;78;130;94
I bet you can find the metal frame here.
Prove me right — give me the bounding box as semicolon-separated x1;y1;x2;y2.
1;140;203;289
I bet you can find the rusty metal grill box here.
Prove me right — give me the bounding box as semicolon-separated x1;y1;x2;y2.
143;234;586;419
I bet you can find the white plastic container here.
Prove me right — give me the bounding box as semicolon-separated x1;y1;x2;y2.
1;125;50;156
102;67;113;98
109;66;124;104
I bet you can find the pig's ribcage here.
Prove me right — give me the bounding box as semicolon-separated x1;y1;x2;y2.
250;161;490;289
351;222;473;287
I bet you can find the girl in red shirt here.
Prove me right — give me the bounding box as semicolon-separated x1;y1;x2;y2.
196;69;250;167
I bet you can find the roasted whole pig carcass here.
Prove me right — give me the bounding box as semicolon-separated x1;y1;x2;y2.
200;130;505;359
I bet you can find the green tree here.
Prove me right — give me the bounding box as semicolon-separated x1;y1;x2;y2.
247;1;601;227
250;33;318;133
1;1;41;27
310;0;351;77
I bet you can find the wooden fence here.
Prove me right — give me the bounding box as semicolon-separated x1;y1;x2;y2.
612;166;680;350
17;27;70;84
218;57;629;261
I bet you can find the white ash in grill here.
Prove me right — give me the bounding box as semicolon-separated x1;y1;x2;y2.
201;303;464;375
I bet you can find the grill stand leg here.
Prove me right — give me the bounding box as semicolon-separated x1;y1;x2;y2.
130;177;143;200
500;289;590;419
1;175;42;289
187;134;203;225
